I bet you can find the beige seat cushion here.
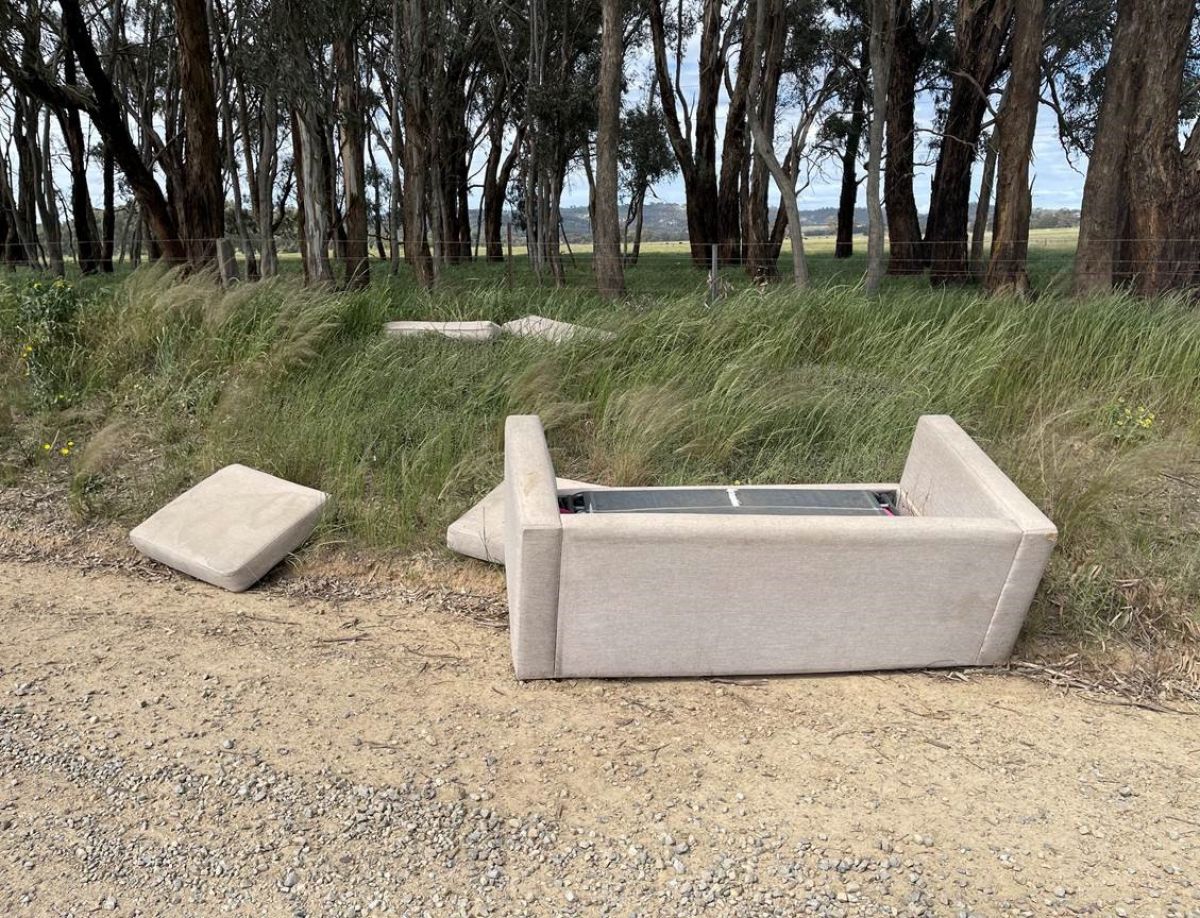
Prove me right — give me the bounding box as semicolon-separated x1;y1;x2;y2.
384;320;501;341
130;465;327;592
501;315;613;343
447;477;601;563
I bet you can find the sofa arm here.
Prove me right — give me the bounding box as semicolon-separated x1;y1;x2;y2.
900;415;1057;663
503;415;563;679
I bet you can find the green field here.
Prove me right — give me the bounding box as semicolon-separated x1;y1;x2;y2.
2;236;1197;676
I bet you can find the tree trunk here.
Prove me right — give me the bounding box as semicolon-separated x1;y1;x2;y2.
985;0;1043;295
884;0;927;274
401;0;435;287
481;111;509;262
213;22;257;280
647;0;722;266
1074;0;1199;295
101;144;115;272
248;87;279;277
747;0;808;287
971;132;998;276
865;0;894;295
631;187;647;265
716;6;756;264
334;35;370;288
594;0;626;298
366;131;386;260
835;76;867;259
12;98;44;269
745;0;787;280
924;0;1014;285
35;109;66;276
294;105;334;284
51;35;102;275
173;0;224;270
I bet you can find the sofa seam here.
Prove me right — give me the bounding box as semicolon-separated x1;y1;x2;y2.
973;530;1025;665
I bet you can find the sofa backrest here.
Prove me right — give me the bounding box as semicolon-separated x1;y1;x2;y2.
503;415;564;679
900;415;1057;663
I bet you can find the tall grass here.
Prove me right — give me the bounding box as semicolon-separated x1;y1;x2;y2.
1;255;1197;658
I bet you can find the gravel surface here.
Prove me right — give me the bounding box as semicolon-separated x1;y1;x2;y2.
1;506;1198;916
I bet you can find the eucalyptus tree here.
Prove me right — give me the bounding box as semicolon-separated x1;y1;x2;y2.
594;0;626;297
1074;0;1200;295
619;95;677;264
647;0;726;265
744;0;835;284
864;0;893;294
884;0;946;274
1039;0;1116;162
984;0;1045;295
524;0;601;285
923;0;1014;285
744;0;839;282
211;0;289;277
1;0;191;265
272;0;388;287
820;0;871;260
0;83;46;270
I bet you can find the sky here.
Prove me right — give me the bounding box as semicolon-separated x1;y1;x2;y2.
558;43;1090;213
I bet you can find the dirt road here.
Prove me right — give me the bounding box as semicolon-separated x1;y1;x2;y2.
1;517;1198;916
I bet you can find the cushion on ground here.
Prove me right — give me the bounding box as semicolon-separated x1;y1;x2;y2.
384;320;502;341
446;477;601;564
130;464;328;592
501;315;614;343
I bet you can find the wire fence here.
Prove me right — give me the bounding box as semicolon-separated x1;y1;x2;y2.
3;233;1196;296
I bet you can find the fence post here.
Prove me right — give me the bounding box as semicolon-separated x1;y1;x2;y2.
505;222;514;290
708;242;719;305
216;238;239;286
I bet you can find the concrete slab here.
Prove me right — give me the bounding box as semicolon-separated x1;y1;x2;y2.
447;477;602;564
384;320;502;342
130;464;328;592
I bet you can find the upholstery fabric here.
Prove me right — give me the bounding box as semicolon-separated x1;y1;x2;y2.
130;464;327;592
447;478;601;564
555;513;1020;677
503;416;564;679
899;416;1057;662
501;414;1057;679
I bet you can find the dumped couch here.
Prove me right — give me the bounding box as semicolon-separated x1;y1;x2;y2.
495;414;1056;680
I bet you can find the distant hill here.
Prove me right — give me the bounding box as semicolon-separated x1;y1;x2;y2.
553;202;1079;243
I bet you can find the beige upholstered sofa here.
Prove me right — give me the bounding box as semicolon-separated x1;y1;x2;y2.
500;414;1056;680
